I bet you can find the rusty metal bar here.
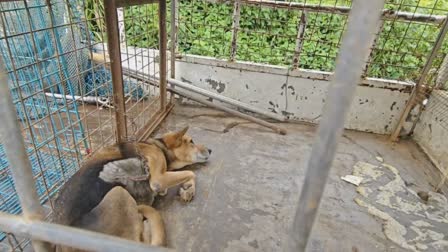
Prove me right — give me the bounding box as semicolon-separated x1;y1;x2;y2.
113;56;287;122
0;54;52;252
170;88;287;135
288;0;385;251
116;0;157;8
390;15;448;141
0;212;171;252
170;0;178;79
119;62;286;122
120;66;286;133
169;0;178;104
228;0;445;24
104;0;128;143
292;11;307;70
230;0;241;61
159;0;168;110
168;78;287;121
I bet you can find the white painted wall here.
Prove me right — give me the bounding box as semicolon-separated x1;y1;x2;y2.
413;90;448;181
176;55;413;135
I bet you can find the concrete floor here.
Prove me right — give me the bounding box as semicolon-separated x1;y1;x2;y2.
150;105;445;252
4;103;445;252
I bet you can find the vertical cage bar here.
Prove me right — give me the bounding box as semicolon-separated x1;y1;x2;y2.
288;0;385;251
159;0;168;110
0;54;51;252
170;0;178;79
362;19;384;77
117;7;126;47
292;11;307;70
104;0;128;143
390;15;448;141
230;0;240;62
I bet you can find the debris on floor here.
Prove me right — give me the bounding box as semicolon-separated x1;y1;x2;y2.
352;161;448;252
341;175;363;186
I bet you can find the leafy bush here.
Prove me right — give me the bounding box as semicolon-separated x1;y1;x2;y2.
84;0;106;42
124;5;160;48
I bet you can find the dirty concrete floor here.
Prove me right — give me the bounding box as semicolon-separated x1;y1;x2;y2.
151;104;444;252
6;103;443;252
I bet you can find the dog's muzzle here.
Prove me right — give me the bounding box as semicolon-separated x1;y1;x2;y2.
196;148;211;162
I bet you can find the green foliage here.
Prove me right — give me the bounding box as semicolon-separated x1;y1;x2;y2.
236;6;297;65
178;1;233;58
124;5;160;48
84;0;106;42
84;0;448;84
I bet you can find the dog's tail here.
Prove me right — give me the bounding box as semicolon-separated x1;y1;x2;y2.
137;205;166;246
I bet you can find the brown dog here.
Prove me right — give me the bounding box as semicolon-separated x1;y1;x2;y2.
57;186;165;252
53;127;211;250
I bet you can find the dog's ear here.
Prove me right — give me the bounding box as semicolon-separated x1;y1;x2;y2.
163;126;189;148
175;126;189;139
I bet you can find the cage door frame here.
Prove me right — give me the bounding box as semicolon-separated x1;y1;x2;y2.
104;0;172;143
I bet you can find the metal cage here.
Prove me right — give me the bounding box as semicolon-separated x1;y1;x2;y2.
0;0;170;250
0;0;448;251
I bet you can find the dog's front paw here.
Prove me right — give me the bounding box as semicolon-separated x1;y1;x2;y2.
179;184;195;202
158;189;168;196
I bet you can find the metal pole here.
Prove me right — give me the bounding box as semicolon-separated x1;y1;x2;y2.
168;78;287;121
229;0;445;24
0;212;171;252
169;0;178;104
0;53;52;252
89;53;286;121
170;87;287;135
117;67;287;133
159;0;168;109
288;0;385;251
292;11;307;70
230;0;241;61
104;0;128;143
170;0;178;79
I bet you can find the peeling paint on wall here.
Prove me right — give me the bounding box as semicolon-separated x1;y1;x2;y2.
206;79;226;93
176;56;411;134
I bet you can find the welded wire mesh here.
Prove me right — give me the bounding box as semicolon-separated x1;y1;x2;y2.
366;1;448;81
118;2;171;139
0;0;86;229
0;0;116;249
0;0;169;250
172;0;448;82
423;90;448;130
